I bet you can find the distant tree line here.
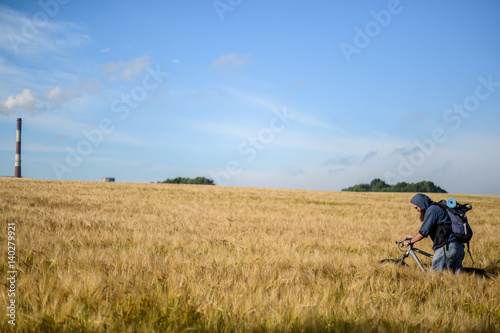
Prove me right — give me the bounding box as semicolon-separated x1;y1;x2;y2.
157;177;215;185
342;178;447;193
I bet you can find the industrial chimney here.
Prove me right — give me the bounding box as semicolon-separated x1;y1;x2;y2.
15;118;21;178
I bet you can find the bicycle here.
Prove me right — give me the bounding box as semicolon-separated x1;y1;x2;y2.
379;239;496;278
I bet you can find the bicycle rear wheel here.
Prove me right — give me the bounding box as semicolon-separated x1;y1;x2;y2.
463;267;496;278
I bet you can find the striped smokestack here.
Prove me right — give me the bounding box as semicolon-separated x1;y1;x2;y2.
15;118;21;178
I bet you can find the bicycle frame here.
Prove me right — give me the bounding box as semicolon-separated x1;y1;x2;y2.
396;240;433;272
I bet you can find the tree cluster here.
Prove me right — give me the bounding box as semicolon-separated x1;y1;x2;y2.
342;178;447;193
158;177;215;185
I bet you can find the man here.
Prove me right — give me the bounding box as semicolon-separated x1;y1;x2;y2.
404;193;465;272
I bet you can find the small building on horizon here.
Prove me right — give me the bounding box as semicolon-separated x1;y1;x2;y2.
100;177;115;182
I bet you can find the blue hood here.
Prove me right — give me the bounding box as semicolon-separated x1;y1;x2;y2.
410;193;432;210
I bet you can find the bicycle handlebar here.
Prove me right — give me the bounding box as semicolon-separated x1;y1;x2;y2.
395;238;412;245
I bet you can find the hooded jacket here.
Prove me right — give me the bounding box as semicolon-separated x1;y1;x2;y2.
410;193;454;250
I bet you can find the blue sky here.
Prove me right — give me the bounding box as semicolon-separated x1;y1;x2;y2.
1;0;499;194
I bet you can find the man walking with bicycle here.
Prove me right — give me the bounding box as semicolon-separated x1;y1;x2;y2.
404;193;465;272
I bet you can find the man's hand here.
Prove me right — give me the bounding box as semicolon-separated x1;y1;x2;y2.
403;233;424;247
403;235;414;247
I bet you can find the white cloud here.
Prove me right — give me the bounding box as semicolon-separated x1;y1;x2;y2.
0;85;82;115
211;53;252;75
0;88;38;115
79;77;102;94
218;85;340;134
44;86;61;100
290;79;310;89
361;151;377;164
0;5;90;56
43;85;80;107
100;56;152;82
323;155;357;167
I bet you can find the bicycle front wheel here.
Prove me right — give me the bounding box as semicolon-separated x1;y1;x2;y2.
379;258;409;266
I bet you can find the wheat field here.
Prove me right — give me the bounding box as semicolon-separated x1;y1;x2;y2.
1;178;499;332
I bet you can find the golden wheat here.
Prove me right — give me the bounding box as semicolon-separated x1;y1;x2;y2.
0;178;499;332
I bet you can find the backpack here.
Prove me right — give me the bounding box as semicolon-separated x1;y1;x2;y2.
435;199;473;244
435;198;474;263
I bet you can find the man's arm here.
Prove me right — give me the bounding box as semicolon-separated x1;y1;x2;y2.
404;207;437;246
